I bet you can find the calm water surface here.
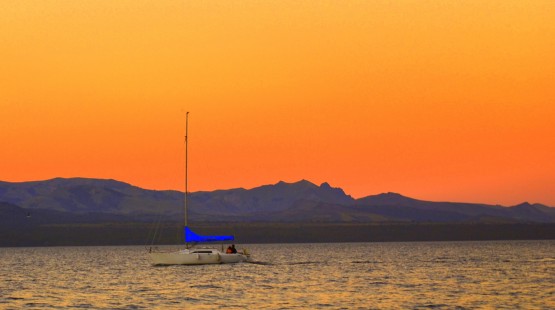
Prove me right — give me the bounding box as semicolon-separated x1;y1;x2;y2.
0;241;553;309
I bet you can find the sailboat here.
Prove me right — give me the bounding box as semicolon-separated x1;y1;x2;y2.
148;112;250;265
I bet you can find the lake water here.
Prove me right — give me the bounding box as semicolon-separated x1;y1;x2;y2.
1;241;553;309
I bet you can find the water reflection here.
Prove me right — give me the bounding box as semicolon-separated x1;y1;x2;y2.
0;241;553;309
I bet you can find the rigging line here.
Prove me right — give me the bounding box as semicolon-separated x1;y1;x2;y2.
146;211;164;247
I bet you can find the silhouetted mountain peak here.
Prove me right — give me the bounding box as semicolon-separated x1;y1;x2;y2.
378;192;405;198
274;179;317;189
293;179;318;188
511;202;552;211
47;177;136;190
262;179;352;206
511;202;551;209
357;192;420;206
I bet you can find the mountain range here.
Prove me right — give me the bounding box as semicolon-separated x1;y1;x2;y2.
1;178;554;225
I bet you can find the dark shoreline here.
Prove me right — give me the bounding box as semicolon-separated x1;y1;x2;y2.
1;223;554;247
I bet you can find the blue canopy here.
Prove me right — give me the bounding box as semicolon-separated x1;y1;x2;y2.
185;226;234;243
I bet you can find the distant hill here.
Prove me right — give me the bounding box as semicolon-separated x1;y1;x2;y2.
0;178;180;214
1;178;554;224
0;201;132;228
356;192;555;223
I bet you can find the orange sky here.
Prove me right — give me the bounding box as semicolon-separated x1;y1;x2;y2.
1;1;554;206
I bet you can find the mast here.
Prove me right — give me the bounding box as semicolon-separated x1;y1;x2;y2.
184;112;189;229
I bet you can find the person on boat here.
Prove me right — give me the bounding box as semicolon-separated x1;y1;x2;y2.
226;246;233;254
231;244;237;254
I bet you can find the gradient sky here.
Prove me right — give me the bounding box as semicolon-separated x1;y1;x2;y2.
1;1;554;206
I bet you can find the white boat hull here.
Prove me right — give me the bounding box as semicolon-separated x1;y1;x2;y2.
149;248;248;265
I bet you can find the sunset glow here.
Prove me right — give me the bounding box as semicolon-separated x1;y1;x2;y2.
1;1;554;205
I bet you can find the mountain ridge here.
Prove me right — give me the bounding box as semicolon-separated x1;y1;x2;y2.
1;177;553;224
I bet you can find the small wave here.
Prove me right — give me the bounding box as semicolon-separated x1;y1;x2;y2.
399;283;421;288
413;304;450;309
434;258;455;262
168;297;200;303
287;261;323;266
247;261;274;266
257;284;275;289
314;303;334;307
181;297;200;302
72;303;94;308
351;260;378;264
25;303;51;307
251;261;324;266
530;257;555;262
248;260;328;266
131;288;152;293
368;281;388;285
190;284;223;289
